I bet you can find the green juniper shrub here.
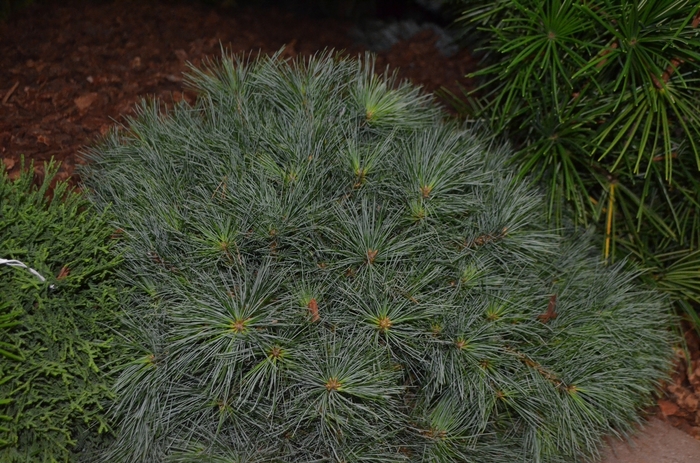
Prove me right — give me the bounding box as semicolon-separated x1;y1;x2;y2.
82;50;675;463
0;160;123;462
452;0;700;327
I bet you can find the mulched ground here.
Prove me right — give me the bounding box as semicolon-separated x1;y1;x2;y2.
2;0;700;442
0;0;474;184
659;325;700;440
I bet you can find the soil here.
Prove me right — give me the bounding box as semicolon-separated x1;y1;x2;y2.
600;417;700;463
2;0;700;456
657;324;700;439
0;0;474;185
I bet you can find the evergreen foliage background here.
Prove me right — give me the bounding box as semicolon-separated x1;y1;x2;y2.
452;0;700;328
0;161;122;462
82;51;676;462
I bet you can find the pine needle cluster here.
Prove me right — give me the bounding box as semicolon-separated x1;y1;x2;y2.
82;51;675;463
0;161;123;462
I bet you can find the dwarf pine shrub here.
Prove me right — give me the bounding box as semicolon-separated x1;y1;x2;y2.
0;161;122;462
82;51;674;463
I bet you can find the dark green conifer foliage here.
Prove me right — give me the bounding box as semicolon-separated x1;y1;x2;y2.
452;0;700;329
0;161;122;462
83;51;675;462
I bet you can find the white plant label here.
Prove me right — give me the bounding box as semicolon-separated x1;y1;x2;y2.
1;258;47;282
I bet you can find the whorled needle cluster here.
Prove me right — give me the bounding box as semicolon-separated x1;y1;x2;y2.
82;50;675;463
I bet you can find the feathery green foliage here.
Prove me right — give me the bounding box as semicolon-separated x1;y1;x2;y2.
82;50;675;463
452;0;700;327
0;160;122;462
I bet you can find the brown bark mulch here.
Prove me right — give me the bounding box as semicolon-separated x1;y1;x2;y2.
1;0;474;184
658;327;700;440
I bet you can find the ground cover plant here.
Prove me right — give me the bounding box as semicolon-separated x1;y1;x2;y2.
453;0;700;327
82;50;675;462
0;161;122;462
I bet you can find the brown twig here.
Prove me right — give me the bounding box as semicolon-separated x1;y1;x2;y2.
663;58;684;83
504;345;567;389
2;81;19;105
653;58;685;89
463;227;508;249
653;11;699;88
595;42;618;69
653;152;678;162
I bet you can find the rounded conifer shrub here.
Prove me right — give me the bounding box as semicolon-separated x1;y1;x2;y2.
82;51;675;463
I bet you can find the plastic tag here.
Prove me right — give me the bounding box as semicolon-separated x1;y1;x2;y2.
1;258;49;283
